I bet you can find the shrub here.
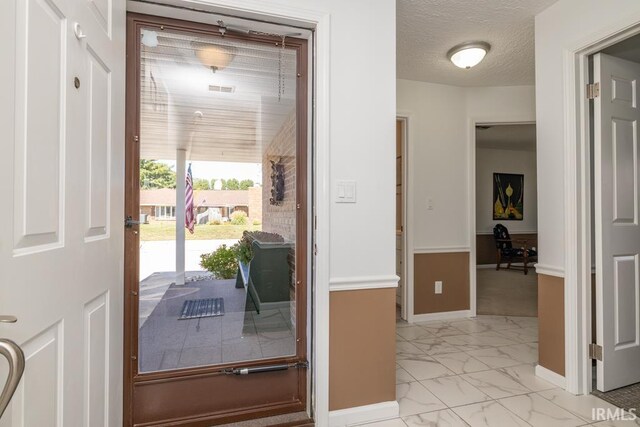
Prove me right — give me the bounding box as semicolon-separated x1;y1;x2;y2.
199;244;238;279
234;239;253;265
252;219;261;226
209;219;221;225
230;210;248;225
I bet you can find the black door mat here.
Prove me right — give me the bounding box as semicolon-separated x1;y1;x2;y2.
592;381;640;412
178;298;224;320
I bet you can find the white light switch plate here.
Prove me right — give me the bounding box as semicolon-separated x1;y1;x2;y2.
336;180;357;203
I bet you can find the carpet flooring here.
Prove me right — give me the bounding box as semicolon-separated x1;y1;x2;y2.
476;268;538;317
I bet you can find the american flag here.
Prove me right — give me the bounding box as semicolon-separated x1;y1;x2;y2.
185;163;195;234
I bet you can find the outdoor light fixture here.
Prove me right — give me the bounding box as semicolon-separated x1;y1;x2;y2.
193;43;235;73
447;42;491;69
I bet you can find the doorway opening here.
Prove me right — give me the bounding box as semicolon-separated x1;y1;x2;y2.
587;33;640;410
474;123;539;318
124;13;312;426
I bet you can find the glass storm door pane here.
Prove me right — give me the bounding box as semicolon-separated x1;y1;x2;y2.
136;25;299;373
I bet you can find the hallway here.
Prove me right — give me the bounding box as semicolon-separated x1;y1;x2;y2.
357;316;638;426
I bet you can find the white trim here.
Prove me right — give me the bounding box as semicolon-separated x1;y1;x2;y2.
535;365;567;389
328;401;399;427
476;230;538;235
329;275;400;292
411;310;472;323
562;16;640;396
311;9;331;426
534;264;566;278
413;246;471;254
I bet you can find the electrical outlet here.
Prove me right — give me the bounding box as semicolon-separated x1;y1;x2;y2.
435;281;443;294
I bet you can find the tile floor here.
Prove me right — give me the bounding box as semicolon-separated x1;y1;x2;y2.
355;315;640;427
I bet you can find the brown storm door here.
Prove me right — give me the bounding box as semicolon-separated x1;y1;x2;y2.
124;13;308;426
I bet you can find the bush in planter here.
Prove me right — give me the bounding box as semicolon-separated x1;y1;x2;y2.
199;244;238;279
235;239;253;265
230;210;248;225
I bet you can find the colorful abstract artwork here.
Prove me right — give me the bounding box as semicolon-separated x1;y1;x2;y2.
493;173;523;220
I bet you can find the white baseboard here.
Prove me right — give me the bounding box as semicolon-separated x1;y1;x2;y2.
410;310;472;323
329;401;399;427
535;364;566;389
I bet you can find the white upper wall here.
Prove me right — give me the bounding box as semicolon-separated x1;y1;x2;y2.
397;80;535;250
319;0;397;278
476;147;538;234
397;80;467;250
193;0;397;280
535;0;640;271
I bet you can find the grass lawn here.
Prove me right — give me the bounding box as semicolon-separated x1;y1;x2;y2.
140;221;261;241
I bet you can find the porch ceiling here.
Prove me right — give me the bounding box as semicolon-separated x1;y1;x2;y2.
139;27;296;163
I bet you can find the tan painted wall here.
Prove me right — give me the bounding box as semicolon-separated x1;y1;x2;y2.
414;252;470;314
538;274;565;376
476;233;538;265
329;288;396;410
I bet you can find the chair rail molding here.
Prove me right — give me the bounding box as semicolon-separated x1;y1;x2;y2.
534;263;565;278
476;230;538;235
413;245;470;254
329;275;400;292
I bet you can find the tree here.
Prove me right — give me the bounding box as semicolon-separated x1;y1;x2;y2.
239;179;255;190
225;178;240;190
140;159;176;189
193;178;211;190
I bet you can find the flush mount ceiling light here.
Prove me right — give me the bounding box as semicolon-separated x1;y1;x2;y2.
192;42;235;73
447;41;491;69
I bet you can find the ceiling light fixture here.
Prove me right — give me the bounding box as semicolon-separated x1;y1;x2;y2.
447;41;491;69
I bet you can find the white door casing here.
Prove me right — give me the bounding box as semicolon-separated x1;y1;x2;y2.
0;0;125;424
594;53;640;392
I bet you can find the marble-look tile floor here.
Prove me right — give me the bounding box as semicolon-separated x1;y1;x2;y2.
356;315;640;427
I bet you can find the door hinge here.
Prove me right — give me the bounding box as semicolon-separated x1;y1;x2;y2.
589;343;602;361
587;83;600;99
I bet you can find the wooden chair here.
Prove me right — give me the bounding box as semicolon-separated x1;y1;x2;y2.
493;224;537;275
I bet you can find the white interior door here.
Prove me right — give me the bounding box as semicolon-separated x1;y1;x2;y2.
594;53;640;392
0;0;124;424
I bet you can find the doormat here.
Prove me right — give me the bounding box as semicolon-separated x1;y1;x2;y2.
592;381;640;413
178;298;224;320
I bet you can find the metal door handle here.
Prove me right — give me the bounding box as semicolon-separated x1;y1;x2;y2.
0;339;25;418
125;216;142;228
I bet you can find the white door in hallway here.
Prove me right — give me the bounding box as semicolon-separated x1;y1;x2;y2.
594;53;640;392
0;0;125;424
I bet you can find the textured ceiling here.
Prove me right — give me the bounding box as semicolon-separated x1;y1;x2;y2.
397;0;559;86
476;124;536;151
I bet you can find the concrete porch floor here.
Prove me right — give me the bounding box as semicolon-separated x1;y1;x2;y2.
138;277;295;373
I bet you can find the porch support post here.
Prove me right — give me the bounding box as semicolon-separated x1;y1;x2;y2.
175;148;186;285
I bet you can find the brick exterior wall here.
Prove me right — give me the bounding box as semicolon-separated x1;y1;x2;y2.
262;109;297;326
262;110;296;242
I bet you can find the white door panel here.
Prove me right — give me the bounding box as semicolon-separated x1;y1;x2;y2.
0;0;124;423
594;53;640;392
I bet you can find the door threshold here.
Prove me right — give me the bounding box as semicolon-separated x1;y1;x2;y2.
215;411;311;427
